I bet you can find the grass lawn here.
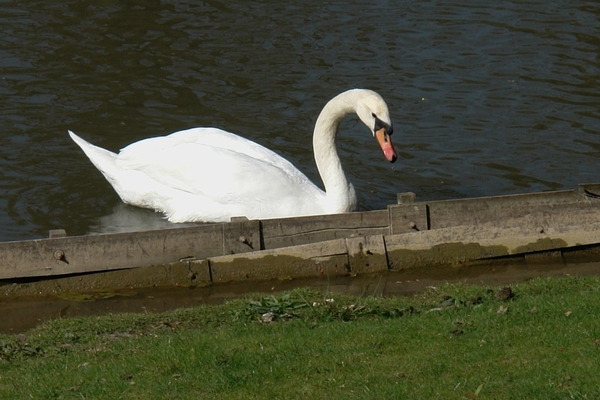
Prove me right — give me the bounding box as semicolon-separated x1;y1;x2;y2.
0;275;599;399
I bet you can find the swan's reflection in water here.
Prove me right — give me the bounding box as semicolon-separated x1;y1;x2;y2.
89;203;204;235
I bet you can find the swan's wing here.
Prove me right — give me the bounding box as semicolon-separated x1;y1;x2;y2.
115;128;321;203
119;127;300;177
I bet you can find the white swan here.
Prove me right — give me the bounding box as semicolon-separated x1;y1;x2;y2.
69;89;397;223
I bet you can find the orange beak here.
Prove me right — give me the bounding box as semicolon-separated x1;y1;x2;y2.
375;128;397;163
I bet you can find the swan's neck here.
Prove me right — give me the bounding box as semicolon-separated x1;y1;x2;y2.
313;91;358;213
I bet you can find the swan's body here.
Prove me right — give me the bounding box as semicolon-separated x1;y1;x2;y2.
69;89;397;223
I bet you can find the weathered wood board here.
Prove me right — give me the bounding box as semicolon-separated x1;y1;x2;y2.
0;221;260;279
0;184;599;284
260;210;389;248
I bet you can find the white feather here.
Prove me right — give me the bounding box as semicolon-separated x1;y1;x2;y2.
69;89;395;223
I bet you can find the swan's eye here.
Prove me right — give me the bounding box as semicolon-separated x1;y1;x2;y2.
371;112;377;118
374;116;393;136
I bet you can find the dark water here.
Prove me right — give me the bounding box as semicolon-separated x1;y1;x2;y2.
1;1;599;241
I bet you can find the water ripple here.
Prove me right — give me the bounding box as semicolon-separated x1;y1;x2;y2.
0;0;598;240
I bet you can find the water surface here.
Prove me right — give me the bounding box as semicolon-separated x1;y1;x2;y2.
0;1;599;241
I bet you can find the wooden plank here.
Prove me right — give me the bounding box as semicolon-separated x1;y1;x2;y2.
385;210;600;270
2;184;600;282
0;224;226;280
388;203;428;234
397;192;417;204
207;239;350;282
427;189;588;230
261;210;389;249
222;220;261;254
346;235;388;274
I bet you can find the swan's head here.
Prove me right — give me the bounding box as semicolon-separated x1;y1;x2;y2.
355;90;398;163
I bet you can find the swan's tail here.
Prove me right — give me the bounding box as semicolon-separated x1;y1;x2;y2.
68;130;121;180
69;130;162;210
